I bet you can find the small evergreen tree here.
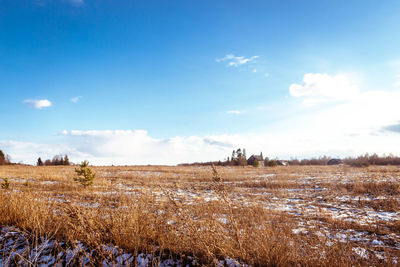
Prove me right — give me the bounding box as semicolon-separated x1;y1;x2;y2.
74;161;95;187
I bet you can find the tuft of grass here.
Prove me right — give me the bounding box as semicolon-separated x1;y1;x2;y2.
1;178;9;189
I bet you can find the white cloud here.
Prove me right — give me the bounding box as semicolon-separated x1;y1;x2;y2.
0;140;79;164
57;130;237;165
289;73;359;105
23;99;52;109
226;110;242;114
216;54;259;67
71;96;82;103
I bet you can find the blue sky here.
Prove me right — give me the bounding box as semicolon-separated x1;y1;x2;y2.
1;0;400;164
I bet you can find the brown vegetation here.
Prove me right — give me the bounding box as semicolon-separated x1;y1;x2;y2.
0;165;399;265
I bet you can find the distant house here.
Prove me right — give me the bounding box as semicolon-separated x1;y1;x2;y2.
277;160;289;166
248;154;264;166
327;158;343;165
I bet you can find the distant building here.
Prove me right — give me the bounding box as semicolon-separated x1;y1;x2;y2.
277;160;289;166
327;158;343;165
248;154;264;166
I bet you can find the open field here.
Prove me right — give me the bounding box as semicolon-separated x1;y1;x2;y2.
0;165;399;266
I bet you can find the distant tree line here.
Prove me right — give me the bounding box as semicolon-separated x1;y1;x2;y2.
37;155;70;166
343;154;400;167
0;150;11;165
180;151;400;167
3;148;400;167
288;156;331;166
288;154;400;167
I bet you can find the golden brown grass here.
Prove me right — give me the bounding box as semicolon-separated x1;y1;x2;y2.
0;165;399;266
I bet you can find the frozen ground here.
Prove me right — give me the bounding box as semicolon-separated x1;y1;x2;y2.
1;165;399;265
0;226;246;267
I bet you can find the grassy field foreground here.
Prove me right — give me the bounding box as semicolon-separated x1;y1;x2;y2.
0;165;399;266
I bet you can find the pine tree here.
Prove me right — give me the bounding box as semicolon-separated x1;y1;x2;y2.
37;157;43;166
74;161;95;187
236;148;242;159
64;155;70;166
59;155;64;165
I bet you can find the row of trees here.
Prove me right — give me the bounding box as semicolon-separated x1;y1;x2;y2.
227;148;248;166
1;149;73;166
288;156;331;166
286;154;400;167
343;154;400;167
182;150;400;168
37;155;70;166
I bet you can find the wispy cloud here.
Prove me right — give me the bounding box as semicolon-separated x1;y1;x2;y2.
216;54;259;67
289;73;359;106
71;96;82;103
23;99;52;109
67;0;84;6
226;110;242;114
34;0;84;6
383;122;400;133
33;0;47;6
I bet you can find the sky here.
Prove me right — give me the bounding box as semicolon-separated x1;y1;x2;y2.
1;0;400;165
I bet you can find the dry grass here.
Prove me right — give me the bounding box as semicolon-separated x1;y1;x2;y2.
0;165;399;266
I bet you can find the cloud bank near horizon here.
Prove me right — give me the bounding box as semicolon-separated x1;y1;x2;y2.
2;123;399;166
6;72;400;165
